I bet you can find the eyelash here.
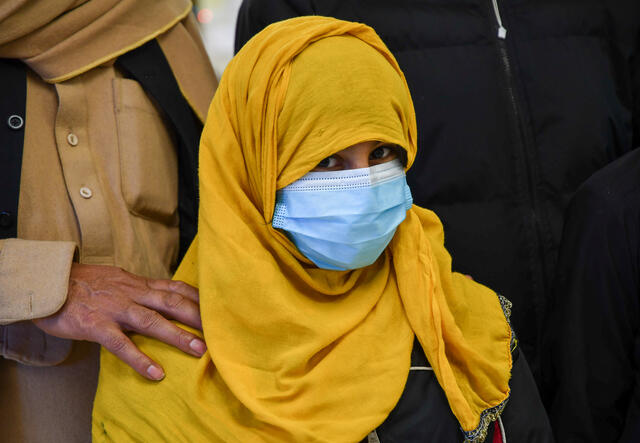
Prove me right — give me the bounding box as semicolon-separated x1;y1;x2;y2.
318;156;339;168
370;146;392;160
316;145;395;169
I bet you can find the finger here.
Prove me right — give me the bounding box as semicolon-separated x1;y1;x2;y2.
140;289;203;331
96;325;165;380
147;279;199;303
121;305;207;357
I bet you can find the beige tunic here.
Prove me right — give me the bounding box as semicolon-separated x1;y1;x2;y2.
0;15;217;442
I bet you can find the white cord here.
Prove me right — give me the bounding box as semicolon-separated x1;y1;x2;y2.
409;366;433;371
498;416;507;443
367;430;381;443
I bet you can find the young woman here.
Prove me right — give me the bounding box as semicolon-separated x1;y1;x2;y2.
92;17;551;442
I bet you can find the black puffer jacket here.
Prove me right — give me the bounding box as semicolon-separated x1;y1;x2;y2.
235;0;640;385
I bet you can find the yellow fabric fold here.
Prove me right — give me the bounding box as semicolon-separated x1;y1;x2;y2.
93;16;511;443
0;0;191;83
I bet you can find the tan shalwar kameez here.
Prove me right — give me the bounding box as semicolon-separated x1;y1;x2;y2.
0;1;217;441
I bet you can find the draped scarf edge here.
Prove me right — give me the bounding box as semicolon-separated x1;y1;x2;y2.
44;2;191;83
462;295;515;443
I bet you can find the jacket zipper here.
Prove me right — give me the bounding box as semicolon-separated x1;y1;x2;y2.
489;1;548;340
491;0;507;39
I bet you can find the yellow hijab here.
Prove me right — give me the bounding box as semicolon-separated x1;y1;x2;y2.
93;16;512;443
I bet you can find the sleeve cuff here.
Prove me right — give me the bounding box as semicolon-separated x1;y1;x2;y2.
0;239;77;324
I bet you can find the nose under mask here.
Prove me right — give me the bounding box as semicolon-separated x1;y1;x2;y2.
272;159;413;270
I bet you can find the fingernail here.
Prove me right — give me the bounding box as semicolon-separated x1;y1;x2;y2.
147;365;164;380
189;338;207;355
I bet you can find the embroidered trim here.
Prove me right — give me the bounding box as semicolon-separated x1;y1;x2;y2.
461;294;515;443
462;396;509;443
497;294;517;352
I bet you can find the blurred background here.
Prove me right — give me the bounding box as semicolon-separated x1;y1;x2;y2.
193;0;243;79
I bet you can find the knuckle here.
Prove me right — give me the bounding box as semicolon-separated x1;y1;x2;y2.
163;292;184;309
104;331;127;353
142;278;157;295
169;280;186;292
133;308;163;331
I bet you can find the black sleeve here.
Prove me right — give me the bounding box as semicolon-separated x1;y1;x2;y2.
234;0;316;53
632;30;640;148
500;347;555;442
546;185;640;442
617;7;640;150
618;2;640;149
603;0;640;149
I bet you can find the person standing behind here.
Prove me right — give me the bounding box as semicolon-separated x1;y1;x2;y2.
0;1;217;441
234;0;640;388
547;147;640;442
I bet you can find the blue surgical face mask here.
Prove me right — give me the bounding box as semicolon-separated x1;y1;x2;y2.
272;159;413;270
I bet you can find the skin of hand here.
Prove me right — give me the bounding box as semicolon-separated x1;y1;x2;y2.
33;263;206;380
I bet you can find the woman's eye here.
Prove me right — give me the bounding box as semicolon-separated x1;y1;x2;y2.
370;146;392;160
316;156;339;169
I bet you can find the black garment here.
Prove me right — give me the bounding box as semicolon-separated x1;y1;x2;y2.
548;147;640;442
361;338;553;442
116;40;203;261
235;0;640;384
0;59;26;239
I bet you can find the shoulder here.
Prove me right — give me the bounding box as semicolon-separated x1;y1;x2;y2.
235;0;317;52
567;148;640;225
